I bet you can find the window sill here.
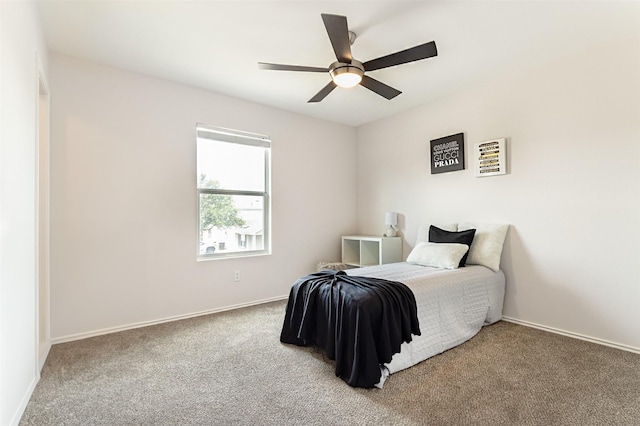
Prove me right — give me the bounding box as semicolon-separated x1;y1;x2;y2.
197;250;271;261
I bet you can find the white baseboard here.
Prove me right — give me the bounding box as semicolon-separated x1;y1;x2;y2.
10;375;38;426
38;342;51;372
52;295;289;344
501;316;640;355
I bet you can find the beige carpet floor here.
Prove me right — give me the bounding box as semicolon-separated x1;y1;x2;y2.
20;300;640;425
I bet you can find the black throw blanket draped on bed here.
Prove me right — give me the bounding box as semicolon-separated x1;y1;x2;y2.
280;270;420;388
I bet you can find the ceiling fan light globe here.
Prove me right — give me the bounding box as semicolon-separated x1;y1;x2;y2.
333;72;362;88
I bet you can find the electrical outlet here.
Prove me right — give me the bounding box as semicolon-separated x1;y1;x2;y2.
234;271;240;282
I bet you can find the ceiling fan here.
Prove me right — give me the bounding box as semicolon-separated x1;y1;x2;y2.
258;13;438;103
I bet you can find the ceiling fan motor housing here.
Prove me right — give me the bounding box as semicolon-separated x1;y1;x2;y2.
329;60;364;88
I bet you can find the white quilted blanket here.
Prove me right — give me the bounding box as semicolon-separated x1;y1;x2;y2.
346;263;505;385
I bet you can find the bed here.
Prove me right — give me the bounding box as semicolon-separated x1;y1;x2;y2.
281;222;509;388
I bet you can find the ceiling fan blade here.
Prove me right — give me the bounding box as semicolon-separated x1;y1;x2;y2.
359;75;402;100
308;81;337;103
258;62;329;73
363;41;437;72
321;14;352;63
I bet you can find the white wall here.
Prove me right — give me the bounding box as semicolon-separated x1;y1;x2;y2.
356;31;640;350
0;1;49;425
49;54;357;340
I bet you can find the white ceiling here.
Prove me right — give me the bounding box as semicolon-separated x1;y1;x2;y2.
35;1;636;127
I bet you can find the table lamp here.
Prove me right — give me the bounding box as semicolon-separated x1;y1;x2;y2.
385;212;397;237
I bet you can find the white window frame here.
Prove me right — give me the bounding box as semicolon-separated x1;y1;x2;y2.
196;124;271;260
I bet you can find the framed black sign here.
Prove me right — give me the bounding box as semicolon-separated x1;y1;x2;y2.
430;133;465;174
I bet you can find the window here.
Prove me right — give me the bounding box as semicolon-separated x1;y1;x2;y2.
196;124;271;259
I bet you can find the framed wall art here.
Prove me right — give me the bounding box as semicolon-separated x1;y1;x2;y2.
474;138;506;177
430;133;465;174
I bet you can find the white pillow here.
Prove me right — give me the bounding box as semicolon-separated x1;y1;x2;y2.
457;223;509;272
406;242;469;270
416;224;457;244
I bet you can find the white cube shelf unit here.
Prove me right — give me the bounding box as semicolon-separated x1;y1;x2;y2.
341;235;403;268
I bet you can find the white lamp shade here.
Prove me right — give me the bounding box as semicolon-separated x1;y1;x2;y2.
385;212;398;226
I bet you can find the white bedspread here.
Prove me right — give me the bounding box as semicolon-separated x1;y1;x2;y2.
345;262;505;383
